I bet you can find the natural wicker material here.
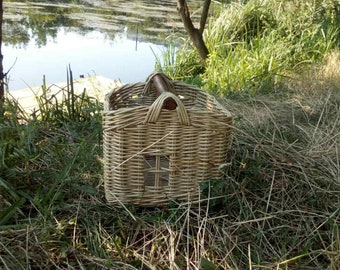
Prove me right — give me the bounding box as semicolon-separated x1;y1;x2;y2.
103;73;233;206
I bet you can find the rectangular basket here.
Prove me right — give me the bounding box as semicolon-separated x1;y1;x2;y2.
103;73;233;206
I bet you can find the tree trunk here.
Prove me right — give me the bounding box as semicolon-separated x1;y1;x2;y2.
0;0;4;118
177;0;210;62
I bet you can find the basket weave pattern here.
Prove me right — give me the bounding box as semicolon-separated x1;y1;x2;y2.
103;73;233;206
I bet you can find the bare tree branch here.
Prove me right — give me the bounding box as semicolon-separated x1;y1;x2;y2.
177;0;196;39
177;0;210;61
200;0;211;34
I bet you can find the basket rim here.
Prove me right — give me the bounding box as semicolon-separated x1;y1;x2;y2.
104;80;231;116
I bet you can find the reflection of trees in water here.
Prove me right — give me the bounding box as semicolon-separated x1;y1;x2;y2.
4;19;30;47
3;0;191;47
4;3;81;47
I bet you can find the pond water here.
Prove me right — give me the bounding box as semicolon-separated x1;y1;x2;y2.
2;0;189;90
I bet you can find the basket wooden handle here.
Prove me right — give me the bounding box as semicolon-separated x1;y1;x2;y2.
144;92;190;126
143;72;178;110
152;74;177;110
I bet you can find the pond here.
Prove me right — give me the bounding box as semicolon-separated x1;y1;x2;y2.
2;0;190;91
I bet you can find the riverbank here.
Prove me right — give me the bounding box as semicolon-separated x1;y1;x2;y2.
7;75;122;112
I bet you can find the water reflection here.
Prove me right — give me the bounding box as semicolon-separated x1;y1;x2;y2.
3;0;185;47
4;29;166;90
3;0;189;90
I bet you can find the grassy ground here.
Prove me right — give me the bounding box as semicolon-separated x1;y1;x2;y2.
0;51;339;269
1;0;340;268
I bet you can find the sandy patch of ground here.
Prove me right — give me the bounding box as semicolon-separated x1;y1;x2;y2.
7;76;122;112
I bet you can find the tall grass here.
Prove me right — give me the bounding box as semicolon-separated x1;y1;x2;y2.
0;69;102;225
159;0;340;95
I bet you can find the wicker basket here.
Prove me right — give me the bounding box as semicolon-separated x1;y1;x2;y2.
103;72;233;206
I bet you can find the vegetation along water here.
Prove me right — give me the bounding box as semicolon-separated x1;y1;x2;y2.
0;0;339;269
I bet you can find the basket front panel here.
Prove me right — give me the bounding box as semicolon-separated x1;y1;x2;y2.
103;84;233;206
104;128;144;204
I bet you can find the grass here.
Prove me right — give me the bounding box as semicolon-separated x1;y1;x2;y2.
0;51;339;269
159;0;340;95
216;51;340;269
1;0;340;268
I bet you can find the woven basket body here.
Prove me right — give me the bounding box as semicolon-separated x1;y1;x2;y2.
103;73;232;206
